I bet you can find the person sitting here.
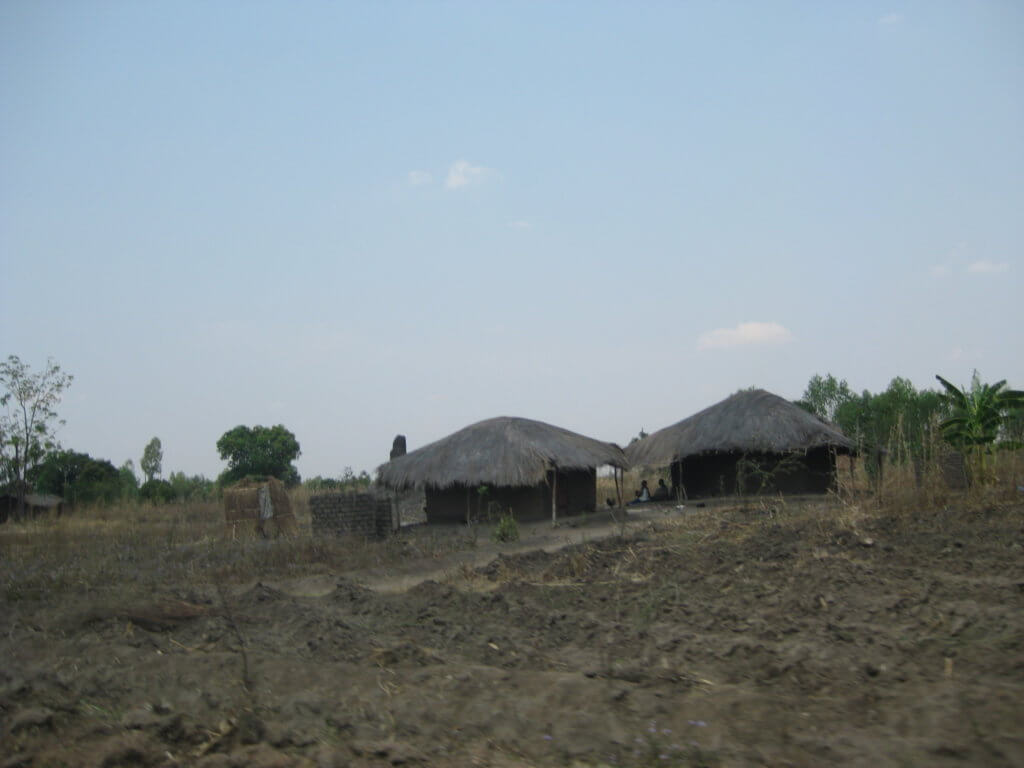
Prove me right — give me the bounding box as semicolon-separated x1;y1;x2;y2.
652;478;670;501
628;480;652;505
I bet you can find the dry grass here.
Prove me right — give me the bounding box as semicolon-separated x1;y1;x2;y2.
3;450;1021;604
607;449;1024;510
0;492;471;603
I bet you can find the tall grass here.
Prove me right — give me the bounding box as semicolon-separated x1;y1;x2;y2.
602;447;1024;511
0;492;467;603
3;449;1020;604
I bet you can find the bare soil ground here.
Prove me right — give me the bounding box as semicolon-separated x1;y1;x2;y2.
2;497;1023;767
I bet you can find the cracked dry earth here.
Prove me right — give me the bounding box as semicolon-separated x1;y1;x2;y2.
2;501;1024;767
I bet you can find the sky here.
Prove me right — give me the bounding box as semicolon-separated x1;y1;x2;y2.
2;1;1022;480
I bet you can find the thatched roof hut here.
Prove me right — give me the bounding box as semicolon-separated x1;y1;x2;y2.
0;493;64;523
377;416;627;523
627;389;856;498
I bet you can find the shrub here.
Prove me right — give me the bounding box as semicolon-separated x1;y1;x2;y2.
140;479;175;504
492;511;519;543
30;450;120;505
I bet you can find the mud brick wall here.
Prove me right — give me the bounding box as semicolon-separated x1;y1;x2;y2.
310;492;392;539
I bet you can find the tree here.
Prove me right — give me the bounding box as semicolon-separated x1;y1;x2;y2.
168;471;214;502
797;374;854;423
1005;403;1024;450
831;379;946;486
140;478;175;503
119;460;139;500
31;450;120;506
216;424;301;486
0;355;73;519
935;371;1024;481
141;437;163;483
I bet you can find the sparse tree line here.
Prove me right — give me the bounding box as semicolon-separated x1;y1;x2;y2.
796;372;1023;483
3;354;1022;516
0;355;369;517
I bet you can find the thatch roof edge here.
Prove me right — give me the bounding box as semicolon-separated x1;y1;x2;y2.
626;389;857;468
377;416;628;491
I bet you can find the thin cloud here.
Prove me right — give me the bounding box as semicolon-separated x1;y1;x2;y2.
507;220;531;230
697;322;793;351
878;12;903;25
445;159;495;189
929;264;951;278
407;170;432;186
967;260;1009;274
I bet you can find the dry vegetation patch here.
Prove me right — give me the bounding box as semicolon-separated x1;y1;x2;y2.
2;488;1023;767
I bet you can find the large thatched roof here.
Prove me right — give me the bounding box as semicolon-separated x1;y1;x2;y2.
626;389;857;467
377;416;627;491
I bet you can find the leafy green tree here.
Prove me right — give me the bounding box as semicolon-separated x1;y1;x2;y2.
141;437;162;482
834;379;945;459
30;450;120;506
935;371;1024;480
0;356;74;517
1004;404;1024;450
797;374;854;423
140;478;175;503
216;424;301;486
795;374;945;487
119;460;139;500
168;471;215;501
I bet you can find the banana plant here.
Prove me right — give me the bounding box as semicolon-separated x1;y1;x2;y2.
935;372;1024;482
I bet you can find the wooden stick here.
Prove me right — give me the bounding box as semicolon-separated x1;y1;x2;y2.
552;467;558;524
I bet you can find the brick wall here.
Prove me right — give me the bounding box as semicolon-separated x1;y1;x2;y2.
310;492;393;539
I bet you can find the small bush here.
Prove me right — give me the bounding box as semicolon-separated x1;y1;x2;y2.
492;511;519;543
140;479;175;504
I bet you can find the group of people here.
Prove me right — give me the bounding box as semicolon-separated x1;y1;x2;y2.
628;478;671;505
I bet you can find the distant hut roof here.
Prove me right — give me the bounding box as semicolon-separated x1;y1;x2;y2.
626;389;857;468
378;416;628;491
25;494;63;508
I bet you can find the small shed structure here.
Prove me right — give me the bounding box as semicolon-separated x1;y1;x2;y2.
0;493;65;523
222;477;297;537
626;389;857;498
377;416;627;524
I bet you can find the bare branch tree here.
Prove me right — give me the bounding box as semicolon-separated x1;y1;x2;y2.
0;355;74;520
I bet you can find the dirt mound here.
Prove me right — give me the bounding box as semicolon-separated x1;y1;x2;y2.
237;582;289;606
329;578;375;605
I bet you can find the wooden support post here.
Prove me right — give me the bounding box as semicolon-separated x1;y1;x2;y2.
466;486;471;525
551;466;558;525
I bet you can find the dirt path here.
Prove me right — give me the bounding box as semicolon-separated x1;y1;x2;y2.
266;504;686;596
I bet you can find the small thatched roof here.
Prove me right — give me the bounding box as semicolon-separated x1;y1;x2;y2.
26;494;63;508
626;389;857;467
377;416;627;491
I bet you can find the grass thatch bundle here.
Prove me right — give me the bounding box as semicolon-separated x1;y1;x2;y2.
223;476;296;537
377;416;627;491
627;389;857;467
